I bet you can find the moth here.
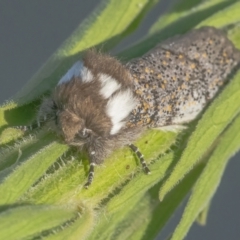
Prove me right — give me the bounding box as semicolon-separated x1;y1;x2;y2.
17;27;240;188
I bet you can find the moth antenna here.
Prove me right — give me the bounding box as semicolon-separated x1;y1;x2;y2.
14;116;48;132
128;143;151;174
84;162;95;189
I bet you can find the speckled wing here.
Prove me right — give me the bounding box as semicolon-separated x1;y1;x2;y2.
126;27;240;129
159;27;240;98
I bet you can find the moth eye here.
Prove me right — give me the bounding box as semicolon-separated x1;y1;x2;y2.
54;114;59;125
52;101;58;110
78;128;91;139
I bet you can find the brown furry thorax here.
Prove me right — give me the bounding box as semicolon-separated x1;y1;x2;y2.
52;78;113;146
38;50;139;159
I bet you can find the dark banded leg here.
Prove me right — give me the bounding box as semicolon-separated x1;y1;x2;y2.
14;118;46;131
128;143;151;174
14;125;32;131
84;162;95;189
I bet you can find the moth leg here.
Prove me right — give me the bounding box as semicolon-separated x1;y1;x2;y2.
128;143;151;174
14;125;33;131
84;162;95;189
14;116;47;131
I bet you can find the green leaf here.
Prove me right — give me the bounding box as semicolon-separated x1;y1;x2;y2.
170;113;240;240
45;206;94;240
150;0;230;34
87;152;175;240
21;130;177;205
129;162;206;240
119;0;239;60
0;204;77;240
0;133;68;205
196;201;211;226
88;151;206;240
159;70;240;201
197;1;240;28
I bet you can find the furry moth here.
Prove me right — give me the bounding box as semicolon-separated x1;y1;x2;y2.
16;27;240;188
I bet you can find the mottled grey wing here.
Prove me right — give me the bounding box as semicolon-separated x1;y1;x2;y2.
156;26;240;98
126;27;240;128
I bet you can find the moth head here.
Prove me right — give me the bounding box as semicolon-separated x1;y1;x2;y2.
57;110;93;146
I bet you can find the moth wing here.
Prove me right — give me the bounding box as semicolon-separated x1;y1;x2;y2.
154;27;240;97
127;24;240;127
58;61;83;85
58;60;94;85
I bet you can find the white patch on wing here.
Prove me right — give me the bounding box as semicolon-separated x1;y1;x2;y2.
106;89;137;135
99;74;121;98
58;61;83;85
58;61;93;85
81;66;94;83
